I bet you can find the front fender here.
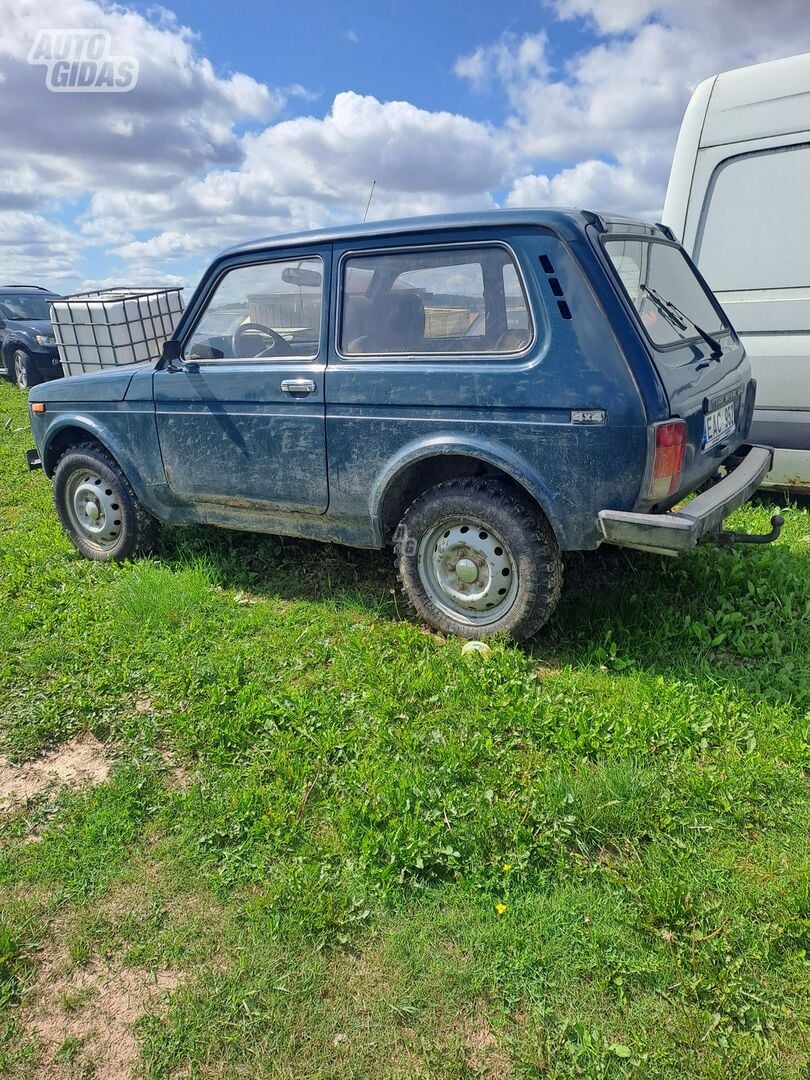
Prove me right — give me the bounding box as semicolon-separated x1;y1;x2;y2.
37;411;163;511
370;434;572;548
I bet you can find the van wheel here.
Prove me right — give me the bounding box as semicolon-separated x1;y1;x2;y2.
53;442;158;561
394;479;563;639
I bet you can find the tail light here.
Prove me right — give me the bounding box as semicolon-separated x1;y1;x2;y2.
647;419;686;501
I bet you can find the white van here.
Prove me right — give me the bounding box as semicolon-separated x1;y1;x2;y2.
663;52;810;490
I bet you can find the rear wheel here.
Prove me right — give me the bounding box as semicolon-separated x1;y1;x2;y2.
53;442;158;561
12;349;42;390
394;478;563;639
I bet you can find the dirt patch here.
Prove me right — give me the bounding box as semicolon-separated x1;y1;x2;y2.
25;943;182;1079
459;1012;512;1079
0;735;111;811
157;749;191;793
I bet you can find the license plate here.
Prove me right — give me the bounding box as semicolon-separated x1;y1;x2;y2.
703;401;736;449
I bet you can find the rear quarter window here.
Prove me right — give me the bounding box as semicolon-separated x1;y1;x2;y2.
339;244;533;357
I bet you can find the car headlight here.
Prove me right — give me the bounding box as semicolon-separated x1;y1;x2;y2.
35;334;56;346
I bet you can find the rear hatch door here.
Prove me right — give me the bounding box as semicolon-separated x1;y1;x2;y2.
603;234;751;497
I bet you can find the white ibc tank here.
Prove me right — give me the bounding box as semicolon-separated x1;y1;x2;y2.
50;287;184;377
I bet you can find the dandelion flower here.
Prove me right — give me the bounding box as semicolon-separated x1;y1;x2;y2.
495;902;507;915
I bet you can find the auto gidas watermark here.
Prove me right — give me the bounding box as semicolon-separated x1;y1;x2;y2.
28;29;139;92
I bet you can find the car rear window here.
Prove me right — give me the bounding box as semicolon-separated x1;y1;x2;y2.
604;238;728;349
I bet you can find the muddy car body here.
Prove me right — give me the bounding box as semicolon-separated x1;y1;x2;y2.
27;210;777;637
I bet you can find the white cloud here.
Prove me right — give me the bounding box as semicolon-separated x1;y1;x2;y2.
0;0;285;283
240;92;508;200
0;2;511;286
506;160;663;219
554;0;661;34
96;92;508;270
455;2;810;218
0;0;278;207
3;0;810;289
555;0;810;42
454;31;550;90
0;211;81;281
80;267;187;292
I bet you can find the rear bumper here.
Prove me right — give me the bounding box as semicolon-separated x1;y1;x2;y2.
598;444;774;556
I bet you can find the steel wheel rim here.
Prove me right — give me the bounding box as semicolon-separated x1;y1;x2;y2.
417;517;518;625
14;353;28;388
64;470;123;551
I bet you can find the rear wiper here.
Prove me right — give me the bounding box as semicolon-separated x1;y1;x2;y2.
640;284;723;359
638;284;687;334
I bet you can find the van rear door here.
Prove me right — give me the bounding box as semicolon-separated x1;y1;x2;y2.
602;235;751;502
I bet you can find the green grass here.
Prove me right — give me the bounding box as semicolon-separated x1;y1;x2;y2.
0;378;808;1077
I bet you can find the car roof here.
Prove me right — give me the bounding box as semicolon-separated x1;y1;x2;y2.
219;208;662;259
0;285;58;295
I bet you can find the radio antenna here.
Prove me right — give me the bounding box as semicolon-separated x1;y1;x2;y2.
363;180;377;222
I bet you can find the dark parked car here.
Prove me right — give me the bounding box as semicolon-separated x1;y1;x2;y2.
26;210;780;638
0;285;62;389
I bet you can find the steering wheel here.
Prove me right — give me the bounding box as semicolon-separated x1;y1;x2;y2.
232;322;294;358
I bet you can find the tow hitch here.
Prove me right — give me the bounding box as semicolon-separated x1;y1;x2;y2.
718;513;783;547
598;445;779;556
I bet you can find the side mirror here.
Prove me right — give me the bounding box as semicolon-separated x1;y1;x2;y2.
161;338;183;371
0;318;6;330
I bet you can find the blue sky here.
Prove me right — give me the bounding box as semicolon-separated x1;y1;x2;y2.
1;0;809;293
126;0;597;124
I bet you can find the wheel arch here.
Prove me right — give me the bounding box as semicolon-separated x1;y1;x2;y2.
374;438;570;547
44;424;108;476
41;418;144;501
2;338;27;375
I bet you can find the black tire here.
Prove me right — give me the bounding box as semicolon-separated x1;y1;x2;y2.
12;348;43;390
53;442;158;561
394;478;563;640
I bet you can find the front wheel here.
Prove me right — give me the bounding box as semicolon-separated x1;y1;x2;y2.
394;479;563;639
12;349;42;390
53;442;158;561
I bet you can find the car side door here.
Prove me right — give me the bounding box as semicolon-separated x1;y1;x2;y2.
153;248;330;514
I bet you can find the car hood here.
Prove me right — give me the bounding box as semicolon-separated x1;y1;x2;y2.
8;318;53;335
30;361;156;403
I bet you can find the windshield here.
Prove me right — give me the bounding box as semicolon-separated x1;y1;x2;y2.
604;239;728;349
0;294;54;321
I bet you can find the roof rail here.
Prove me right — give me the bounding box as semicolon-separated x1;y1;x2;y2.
1;284;51;290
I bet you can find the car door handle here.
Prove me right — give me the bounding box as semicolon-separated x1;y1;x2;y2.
280;378;316;394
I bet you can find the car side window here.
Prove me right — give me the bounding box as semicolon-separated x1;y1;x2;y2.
185;256;323;361
339;245;532;357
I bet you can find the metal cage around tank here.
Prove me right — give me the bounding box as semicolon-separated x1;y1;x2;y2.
49;287;184;377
